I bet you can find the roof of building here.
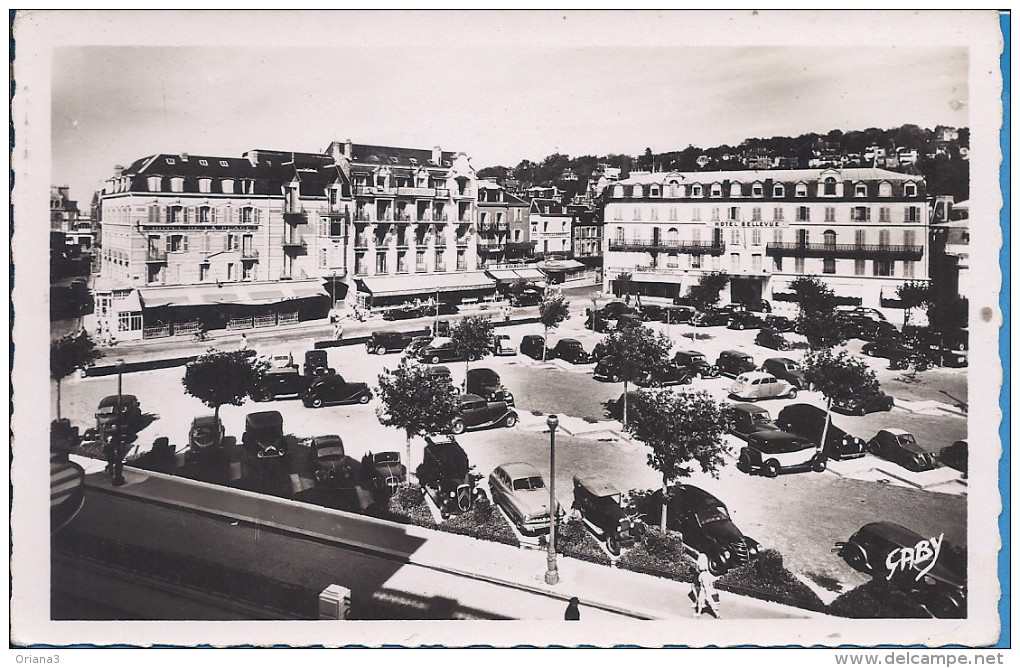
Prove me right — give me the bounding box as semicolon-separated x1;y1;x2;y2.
616;167;921;186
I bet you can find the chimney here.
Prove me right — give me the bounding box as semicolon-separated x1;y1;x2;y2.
113;165;123;177
432;146;442;165
344;139;353;159
180;152;189;162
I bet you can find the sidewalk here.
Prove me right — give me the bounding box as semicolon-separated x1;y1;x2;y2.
76;458;821;621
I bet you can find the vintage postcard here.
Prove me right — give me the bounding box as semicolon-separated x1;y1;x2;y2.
10;10;1005;649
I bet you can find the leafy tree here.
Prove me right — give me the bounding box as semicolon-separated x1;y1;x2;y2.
509;277;530;300
598;324;673;427
684;271;730;312
538;289;570;361
789;275;847;350
803;349;880;447
376;358;459;473
896;280;934;327
615;272;633;302
450;315;494;379
51;331;103;420
182;349;266;421
628;389;731;531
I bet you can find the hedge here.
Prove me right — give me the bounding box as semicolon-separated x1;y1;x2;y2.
371;484;437;528
716;549;826;612
616;527;696;583
556;518;612;566
827;577;933;618
438;496;518;547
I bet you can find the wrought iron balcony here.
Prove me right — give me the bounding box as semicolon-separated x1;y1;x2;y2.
281;236;306;250
241;249;259;260
608;239;725;256
283;211;306;224
765;242;924;261
145;248;167;262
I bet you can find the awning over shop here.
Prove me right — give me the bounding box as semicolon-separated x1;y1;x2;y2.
358;271;496;298
537;259;585;272
513;267;547;281
632;272;686;285
138;280;328;308
112;290;142;313
485;266;550;285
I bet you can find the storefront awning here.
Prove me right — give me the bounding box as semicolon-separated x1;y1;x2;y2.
633;272;687;285
138;280;328;308
112;290;142;313
537;259;585;272
485;267;550;285
358;271;496;298
513;267;547;281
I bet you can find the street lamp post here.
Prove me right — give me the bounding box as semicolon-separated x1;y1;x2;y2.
545;414;560;585
112;358;126;487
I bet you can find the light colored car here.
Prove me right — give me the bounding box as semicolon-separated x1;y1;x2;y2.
729;371;798;401
490;333;517;356
265;351;295;369
489;462;564;535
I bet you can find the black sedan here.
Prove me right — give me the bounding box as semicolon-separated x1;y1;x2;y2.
690;309;730;327
763;314;795;333
301;375;373;408
832;390;894;416
727;312;765;330
867;429;938;472
383;305;428;321
776;403;866;460
549;338;592;364
755;328;792;351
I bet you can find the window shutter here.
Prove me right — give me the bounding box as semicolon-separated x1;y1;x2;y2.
183;236;189;252
165;236;171;252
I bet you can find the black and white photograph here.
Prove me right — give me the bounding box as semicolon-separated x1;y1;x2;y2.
11;10;1006;651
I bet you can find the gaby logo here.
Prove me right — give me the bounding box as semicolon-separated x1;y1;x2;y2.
885;533;944;582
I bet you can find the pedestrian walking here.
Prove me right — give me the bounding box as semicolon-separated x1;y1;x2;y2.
334;321;344;341
693;552;722;618
240;332;248;349
564;596;581;620
504;304;512;322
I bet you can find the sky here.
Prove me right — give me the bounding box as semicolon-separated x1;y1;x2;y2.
47;20;969;205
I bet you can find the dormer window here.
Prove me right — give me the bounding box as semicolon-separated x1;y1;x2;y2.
409;158;418;165
198;178;212;194
633;185;644;198
147;176;161;192
170;177;184;193
854;183;868;197
691;184;703;198
222;179;234;194
823;177;838;196
165;158;176;165
904;182;917;197
795;183;808;197
219;160;229;167
878;181;892;197
198;159;208;167
613;185;624;198
773;184;785;198
751;183;763;197
649;185;660;197
729;183;742;197
710;184;722;198
389;157;399;164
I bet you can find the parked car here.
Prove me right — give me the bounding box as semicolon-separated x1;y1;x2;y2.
673;350;719;379
489;462;564;535
615;313;643;330
755;328;793;351
419;337;472;364
404;335;434;359
729;371;798;401
715;349;757;378
490;333;517;356
690;309;730;327
383;305;427;321
241;410;287;459
832;389;895;415
309;435;354;488
605;391;640;421
95;394;142;433
417;435;483;518
862;336;915;360
436;302;460;316
868;429;938;472
362;450;407;496
776;403;866;460
510;290;543;307
738;431;826;476
592;356;622;383
760;357;806;389
433;319;451;337
466;368;514;405
599;301;636;319
634;362;692;388
549;338;592;364
939;439;968;474
255;367;307;401
763;314;795;333
727;311;765;330
368;330;421;355
661;305;695;323
652;484;760;575
857;319;900;342
301;375;372;408
519;334;552;360
451;393;518;434
585;312;614;333
728;403;780;440
716;303;747;317
572;475;643;556
835;522;966;618
637;304;664;322
264;351;295;369
426;365;458;393
303;350;331;377
185;415;225;463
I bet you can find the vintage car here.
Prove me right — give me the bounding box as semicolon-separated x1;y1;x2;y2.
604;391;641;421
309;435;354;488
419;337;472;364
857;319;900;342
755;328;793;351
254;367;308;401
572;475;643;556
241;410;287;459
433;319;451;337
690;309;731;327
637;304;664;322
490;333;517;356
426;365;457;392
301;375;372;408
939;439;968;474
727;311;765;330
760;357;806;389
652;484;760;576
185;415;226;463
835;522;966;618
51;453;86;533
436;302;460;316
728;403;781;440
585;312;614;333
383;305;428;321
862;336;916;360
510;290;543;307
615;313;643;330
673;350;720;379
868;428;938;472
738;430;825;476
729;371;798;401
362;450;407;496
303;350;331;377
489;462;564;535
763;314;795;333
368;330;423;355
599;301;636;319
549;338;592;364
776;403;867;460
404;335;434;359
661;305;695;323
519;334;552;360
832;389;895;415
95;394;142;433
633;362;693;388
592;356;622;383
715;350;757;378
417;435;483;518
465;368;514;405
451;394;517;434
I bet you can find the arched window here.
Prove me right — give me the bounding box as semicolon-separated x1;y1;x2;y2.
710;183;722;197
613;185;624;198
751;182;764;197
773;184;785;198
730;183;742;197
878;181;892;197
633;185;644;198
667;180;681;197
691;184;703;197
823;177;837;196
855;183;868;197
904;182;917;197
823;229;836;246
667;227;679;244
170;177;185;193
795;183;808;197
198;178;212;194
222;179;234;194
147;176;161;192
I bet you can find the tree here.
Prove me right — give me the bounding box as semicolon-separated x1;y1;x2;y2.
628;389;731;531
614;272;633;302
790;275;847;350
896;280;933;327
538;289;570;361
450;315;494;380
181;349;266;421
509;277;530;300
51;331;103;420
598;324;673;427
684;271;730;312
803;349;880;450
376;358;459;475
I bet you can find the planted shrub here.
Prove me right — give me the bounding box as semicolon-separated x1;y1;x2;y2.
616;527;696;582
556;519;612;566
439;495;518;547
377;484;437;528
828;578;931;618
716;548;826;612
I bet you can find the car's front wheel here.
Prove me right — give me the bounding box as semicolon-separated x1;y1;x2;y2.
606;534;621;557
430;355;441;365
503;414;518;428
787;388;798;399
812;457;827;473
310;397;324;409
451;419;466;435
763;460;780;478
358;392;371;404
375;345;387;355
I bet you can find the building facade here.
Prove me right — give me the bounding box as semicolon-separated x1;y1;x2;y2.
529;196;572;258
600;167;929;311
568;204;603;267
475;180;510;267
51;186;79;233
503;192;534;261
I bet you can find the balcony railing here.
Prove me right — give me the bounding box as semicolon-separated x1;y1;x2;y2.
283;211;306;224
394;214;414;223
765;242;924;261
494;222;509;231
434;188;450;199
396;187;437;197
608;239;726;256
326;210;350;220
146;248;167;262
281;236;306;249
241;249;259;260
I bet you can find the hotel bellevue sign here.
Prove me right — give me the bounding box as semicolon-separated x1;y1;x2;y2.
709;220;790;228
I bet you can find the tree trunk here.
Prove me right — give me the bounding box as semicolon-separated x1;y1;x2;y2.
542;326;548;361
55;378;62;421
622;380;629;428
660;476;669;533
214;403;220;422
820;397;832;457
405;432;412;485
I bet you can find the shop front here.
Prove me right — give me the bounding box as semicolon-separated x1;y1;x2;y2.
355;271;497;309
